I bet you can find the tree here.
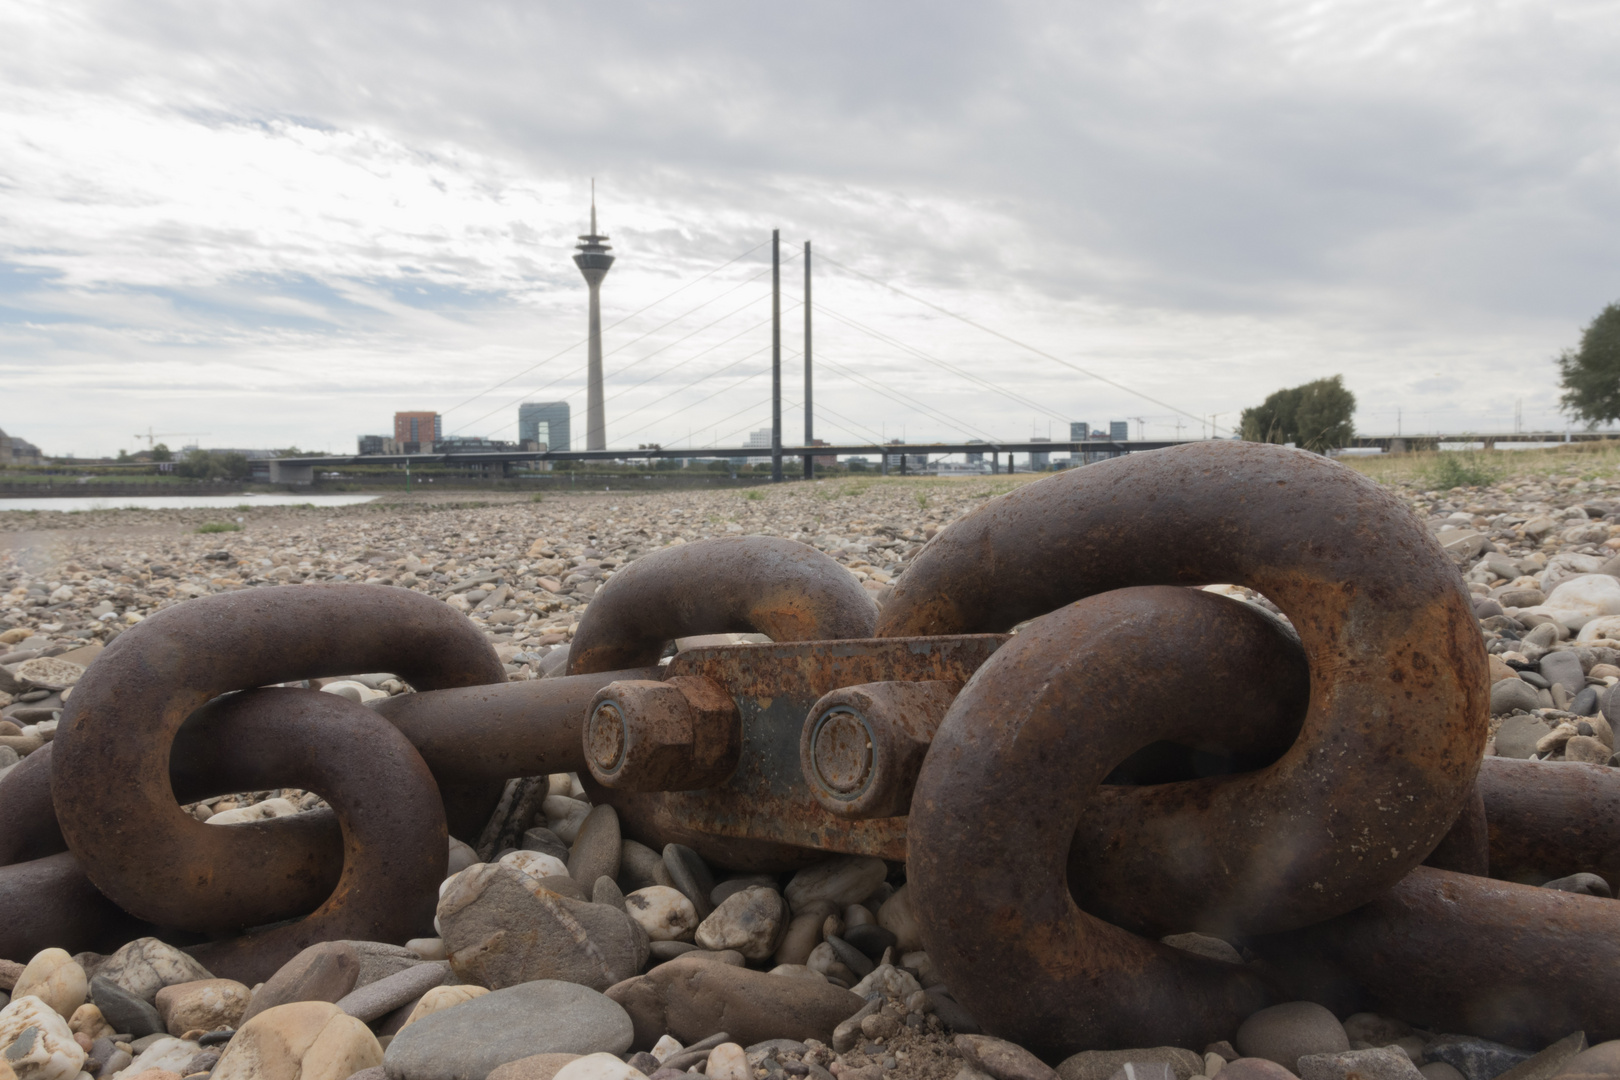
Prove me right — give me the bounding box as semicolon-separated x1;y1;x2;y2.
1558;303;1620;426
1241;375;1356;453
150;443;173;462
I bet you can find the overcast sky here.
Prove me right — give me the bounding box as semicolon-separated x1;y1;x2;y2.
3;0;1617;458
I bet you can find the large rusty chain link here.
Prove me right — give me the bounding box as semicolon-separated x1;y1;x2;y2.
3;441;1619;1053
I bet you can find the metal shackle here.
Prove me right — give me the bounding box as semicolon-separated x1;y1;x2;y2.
585;675;741;792
799;680;959;819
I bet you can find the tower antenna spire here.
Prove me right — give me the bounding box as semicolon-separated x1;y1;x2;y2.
575;181;614;450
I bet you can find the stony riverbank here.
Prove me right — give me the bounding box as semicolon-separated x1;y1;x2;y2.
4;462;1620;1080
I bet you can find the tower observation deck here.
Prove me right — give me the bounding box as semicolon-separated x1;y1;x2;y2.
574;182;615;451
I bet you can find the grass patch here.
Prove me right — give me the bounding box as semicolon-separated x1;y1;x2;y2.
915;492;930;509
1426;451;1503;491
529;493;545;503
742;490;764;502
196;522;241;534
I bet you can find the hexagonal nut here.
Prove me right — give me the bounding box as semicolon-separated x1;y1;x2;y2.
585;676;740;792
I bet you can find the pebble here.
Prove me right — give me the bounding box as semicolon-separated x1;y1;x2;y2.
773;911;831;968
88;974;164;1038
662;845;716;921
606;954;863;1048
1235;1002;1351;1073
239;942;361;1025
625;886;700;942
568;806;622;887
153;979;251;1036
334;963;451;1023
1541;1040;1620;1080
522;828;572;865
695;887;788;960
1423;1036;1534;1080
382;981;633;1080
1299;1048;1424;1080
94;938;214;1004
876;886;923;953
12;950;86;1019
0;994;86;1080
398;985;489;1031
437;863;648;991
1491;679;1542;716
486;1054;582;1080
1218;1061;1305;1080
618;840;675;892
784;857;888;912
956;1034;1059;1080
212;1001;381;1080
121;1039;204;1080
705;1043;752;1080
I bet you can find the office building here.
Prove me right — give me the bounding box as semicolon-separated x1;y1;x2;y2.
574;185;615;451
1070;422;1090;441
747;428;772;465
358;436;400;455
1110;421;1129;442
1030;437;1051;469
965;439;986;464
519;402;571;452
395;412;442;448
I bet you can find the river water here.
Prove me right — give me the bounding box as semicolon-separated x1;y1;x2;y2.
0;493;380;513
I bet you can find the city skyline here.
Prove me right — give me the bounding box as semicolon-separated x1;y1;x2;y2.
3;3;1617;458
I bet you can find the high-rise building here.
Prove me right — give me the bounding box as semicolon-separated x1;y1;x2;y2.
1109;421;1129;442
965;438;986;464
394;412;441;451
519;402;571;452
1069;422;1090;441
1030;437;1051;469
574;183;615;451
747;428;772;465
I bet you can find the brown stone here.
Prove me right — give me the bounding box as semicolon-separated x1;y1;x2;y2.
487;1054;583;1080
605;954;862;1050
155;979;251;1036
440;864;648;991
1057;1048;1204;1080
957;1036;1058;1080
568;807;621;887
239;943;361;1026
1220;1061;1305;1080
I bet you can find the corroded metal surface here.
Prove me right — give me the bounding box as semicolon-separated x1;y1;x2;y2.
0;852;151;960
800;680;961;820
895;441;1489;937
567;536;880;675
586;635;1006;868
374;668;658;784
1252;866;1620;1047
1477;756;1620;889
907;588;1310;1056
585;676;742;792
0;742;65;865
51;584;502;934
175;688;446;983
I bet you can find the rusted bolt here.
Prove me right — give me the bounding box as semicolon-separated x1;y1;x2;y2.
800;681;958;819
584;675;741;792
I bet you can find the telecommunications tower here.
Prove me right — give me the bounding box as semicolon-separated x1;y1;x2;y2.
574;181;615;451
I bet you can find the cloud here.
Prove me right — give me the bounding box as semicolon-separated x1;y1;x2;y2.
1;0;1616;457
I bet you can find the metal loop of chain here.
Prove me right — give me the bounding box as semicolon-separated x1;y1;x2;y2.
4;443;1620;1048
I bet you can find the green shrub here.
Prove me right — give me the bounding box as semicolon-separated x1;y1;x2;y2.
1428;451;1501;491
197;521;241;533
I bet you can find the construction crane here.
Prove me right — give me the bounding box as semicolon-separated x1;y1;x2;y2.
1128;416;1147;441
132;428;209;450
